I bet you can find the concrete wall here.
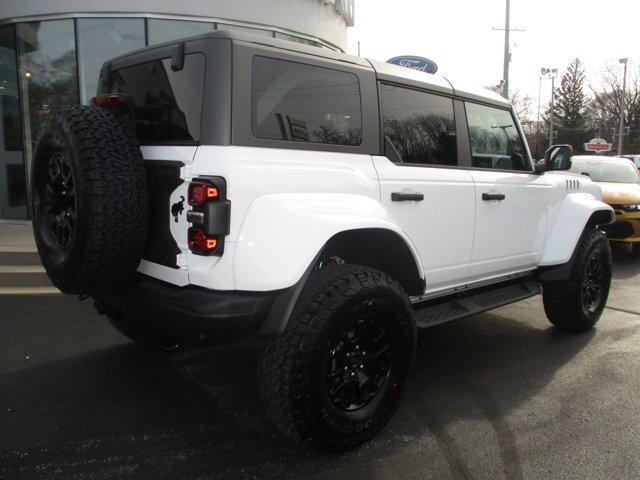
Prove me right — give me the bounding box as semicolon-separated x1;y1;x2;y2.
0;0;349;50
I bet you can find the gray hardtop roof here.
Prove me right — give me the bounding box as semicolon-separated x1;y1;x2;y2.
108;29;510;109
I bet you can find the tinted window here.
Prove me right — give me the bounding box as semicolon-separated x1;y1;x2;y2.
251;56;362;146
110;53;205;144
465;102;529;171
380;84;457;165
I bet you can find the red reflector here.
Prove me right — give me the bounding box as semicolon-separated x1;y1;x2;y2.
188;182;219;205
188;227;218;254
90;93;126;108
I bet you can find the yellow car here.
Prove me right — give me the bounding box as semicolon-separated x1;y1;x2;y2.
569;155;640;253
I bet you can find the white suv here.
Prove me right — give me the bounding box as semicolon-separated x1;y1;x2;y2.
29;30;615;452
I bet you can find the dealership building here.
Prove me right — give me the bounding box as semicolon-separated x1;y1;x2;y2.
0;0;355;220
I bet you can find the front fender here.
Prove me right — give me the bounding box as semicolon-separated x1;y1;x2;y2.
233;193;423;291
539;193;614;266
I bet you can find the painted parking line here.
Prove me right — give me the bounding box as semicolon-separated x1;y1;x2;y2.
605;305;640;316
0;265;45;273
0;287;60;295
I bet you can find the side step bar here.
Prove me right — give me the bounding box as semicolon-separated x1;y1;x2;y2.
412;279;541;329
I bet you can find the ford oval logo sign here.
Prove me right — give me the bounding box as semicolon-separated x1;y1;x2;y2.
387;56;438;74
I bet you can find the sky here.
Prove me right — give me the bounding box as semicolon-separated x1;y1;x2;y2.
347;0;639;119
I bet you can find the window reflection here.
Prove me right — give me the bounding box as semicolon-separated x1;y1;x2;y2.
77;18;145;103
148;19;215;45
0;25;27;219
465;102;529;171
252;56;362;146
17;20;78;164
380;84;457;166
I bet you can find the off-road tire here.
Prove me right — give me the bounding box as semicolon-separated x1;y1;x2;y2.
31;106;147;296
259;264;417;452
542;228;611;332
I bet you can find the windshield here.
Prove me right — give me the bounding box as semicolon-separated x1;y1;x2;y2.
569;158;640;184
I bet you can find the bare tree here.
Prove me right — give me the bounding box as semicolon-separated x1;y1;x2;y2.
588;61;640;139
487;84;533;119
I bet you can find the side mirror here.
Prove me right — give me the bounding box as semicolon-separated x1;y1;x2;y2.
534;159;546;174
545;144;573;171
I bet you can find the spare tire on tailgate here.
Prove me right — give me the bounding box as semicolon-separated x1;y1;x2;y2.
31;105;148;296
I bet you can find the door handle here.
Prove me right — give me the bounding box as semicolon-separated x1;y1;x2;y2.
482;192;506;201
391;192;424;202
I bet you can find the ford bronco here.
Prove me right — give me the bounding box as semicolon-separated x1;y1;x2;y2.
30;30;615;452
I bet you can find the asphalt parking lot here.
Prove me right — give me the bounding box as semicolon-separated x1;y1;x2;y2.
1;245;640;480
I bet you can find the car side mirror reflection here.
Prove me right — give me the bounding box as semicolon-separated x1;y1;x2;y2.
545;144;573;171
534;159;546;174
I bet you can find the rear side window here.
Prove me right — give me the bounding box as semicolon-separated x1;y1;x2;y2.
110;53;205;144
380;83;457;166
464;102;530;171
251;56;362;146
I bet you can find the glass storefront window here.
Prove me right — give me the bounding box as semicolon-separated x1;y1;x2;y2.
217;23;274;37
17;20;79;171
0;25;26;219
148;19;215;45
77;18;145;104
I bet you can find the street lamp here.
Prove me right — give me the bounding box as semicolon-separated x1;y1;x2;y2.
542;68;558;149
537;67;551;157
618;58;629;155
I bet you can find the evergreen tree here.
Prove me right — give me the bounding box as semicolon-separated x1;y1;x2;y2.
551;59;594;152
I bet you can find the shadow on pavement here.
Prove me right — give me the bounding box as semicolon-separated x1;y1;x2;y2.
0;302;595;480
611;243;640;280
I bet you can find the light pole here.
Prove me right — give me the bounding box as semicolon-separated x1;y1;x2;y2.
542;68;558;148
618;58;629;155
537;68;549;158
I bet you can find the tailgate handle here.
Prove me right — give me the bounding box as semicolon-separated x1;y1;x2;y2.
482;192;506;201
391;192;424;202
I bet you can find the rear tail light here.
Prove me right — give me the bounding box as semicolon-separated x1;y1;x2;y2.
188;181;219;206
188;227;219;255
186;177;229;256
90;93;126;108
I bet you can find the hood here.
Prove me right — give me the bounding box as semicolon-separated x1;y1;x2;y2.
598;182;640;205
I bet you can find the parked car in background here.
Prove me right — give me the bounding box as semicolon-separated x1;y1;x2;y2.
569;155;640;254
621;154;640;171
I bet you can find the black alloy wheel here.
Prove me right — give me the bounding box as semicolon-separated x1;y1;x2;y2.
582;252;605;313
41;151;77;250
326;311;395;412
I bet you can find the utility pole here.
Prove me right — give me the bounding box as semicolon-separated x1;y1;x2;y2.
492;0;525;99
549;74;556;148
618;57;629;155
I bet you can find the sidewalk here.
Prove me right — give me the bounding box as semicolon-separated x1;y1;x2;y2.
0;221;36;252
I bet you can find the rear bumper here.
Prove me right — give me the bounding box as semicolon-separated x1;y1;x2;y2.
95;278;286;345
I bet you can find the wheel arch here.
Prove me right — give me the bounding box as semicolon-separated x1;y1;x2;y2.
539;193;614;267
538;206;614;283
321;228;425;296
256;227;425;337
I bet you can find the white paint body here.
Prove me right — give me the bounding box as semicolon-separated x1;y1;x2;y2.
139;144;613;297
